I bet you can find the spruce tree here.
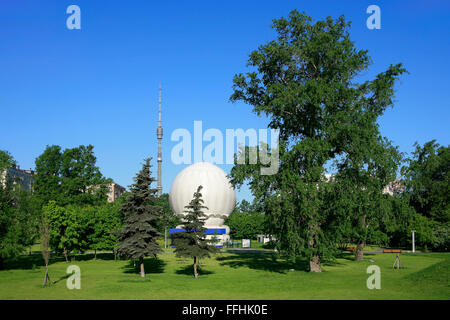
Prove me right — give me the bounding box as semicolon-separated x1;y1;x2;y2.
172;185;218;278
114;158;162;278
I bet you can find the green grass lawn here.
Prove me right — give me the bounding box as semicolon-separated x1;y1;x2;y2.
0;250;448;300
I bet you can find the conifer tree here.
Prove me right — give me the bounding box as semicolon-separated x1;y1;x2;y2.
114;158;162;278
172;186;218;278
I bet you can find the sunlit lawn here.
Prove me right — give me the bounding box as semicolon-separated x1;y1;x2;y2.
0;250;448;299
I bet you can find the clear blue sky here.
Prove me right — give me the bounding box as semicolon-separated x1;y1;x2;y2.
1;0;449;202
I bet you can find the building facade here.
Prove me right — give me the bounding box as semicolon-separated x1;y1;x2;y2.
0;166;35;191
107;182;126;203
383;179;404;196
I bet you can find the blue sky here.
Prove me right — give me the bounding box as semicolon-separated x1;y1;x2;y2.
1;0;449;202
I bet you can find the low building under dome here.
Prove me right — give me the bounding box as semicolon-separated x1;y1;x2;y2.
168;162;236;245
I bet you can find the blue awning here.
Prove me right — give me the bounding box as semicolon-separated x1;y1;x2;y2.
169;228;227;235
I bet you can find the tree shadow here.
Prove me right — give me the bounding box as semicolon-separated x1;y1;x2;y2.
52;273;71;284
71;253;116;261
122;257;166;275
334;251;355;262
1;253;66;270
175;264;215;276
335;251;377;262
217;252;309;273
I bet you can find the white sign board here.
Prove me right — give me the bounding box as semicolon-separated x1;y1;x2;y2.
242;239;251;248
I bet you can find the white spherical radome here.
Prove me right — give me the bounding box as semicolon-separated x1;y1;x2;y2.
169;162;236;227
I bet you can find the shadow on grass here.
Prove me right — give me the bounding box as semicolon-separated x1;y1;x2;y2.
1;252;119;271
175;264;214;276
334;251;377;263
52;273;71;284
405;257;449;284
1;253;66;270
122;257;166;275
72;253;115;261
217;252;308;273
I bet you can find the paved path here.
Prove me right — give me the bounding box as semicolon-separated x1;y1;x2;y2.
220;248;275;253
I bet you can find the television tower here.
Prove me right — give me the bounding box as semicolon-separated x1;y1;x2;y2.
157;84;163;197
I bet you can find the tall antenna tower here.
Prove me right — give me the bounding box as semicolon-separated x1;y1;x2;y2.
157;84;163;197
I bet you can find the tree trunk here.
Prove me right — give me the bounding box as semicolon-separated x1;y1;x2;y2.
140;257;145;278
355;215;367;261
164;226;167;249
308;221;321;272
355;241;366;261
309;255;322;273
42;264;49;286
94;249;97;260
193;256;198;278
63;248;69;263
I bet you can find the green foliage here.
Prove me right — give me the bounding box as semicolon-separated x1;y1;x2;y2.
172;186;218;260
34;144;110;207
0;150;16;170
39;207;51;262
34;145;63;206
331;137;403;258
114;158;162;260
408;213;437;248
0;183;37;268
229;10;406;268
399;140;450;251
61;145;110;206
237;199;252;214
154;193;179;233
44;201;90;258
0;187;23;266
403;140;449;223
225;209;266;239
88;202;123;252
40;199;123;259
382;195;415;247
432;225;450;252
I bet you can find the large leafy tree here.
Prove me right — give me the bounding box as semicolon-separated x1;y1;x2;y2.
332;136;403;260
34;145;63;206
0;186;40;268
61;145;110;206
226;211;266;239
114;158;162;278
88;202;123;259
403;141;449;223
172;186;218;278
41;201;123;262
229;10;406;271
0;151;37;269
44;201;89;262
0;186;17;269
34;145;110;207
402;141;449;251
225;201;266;239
